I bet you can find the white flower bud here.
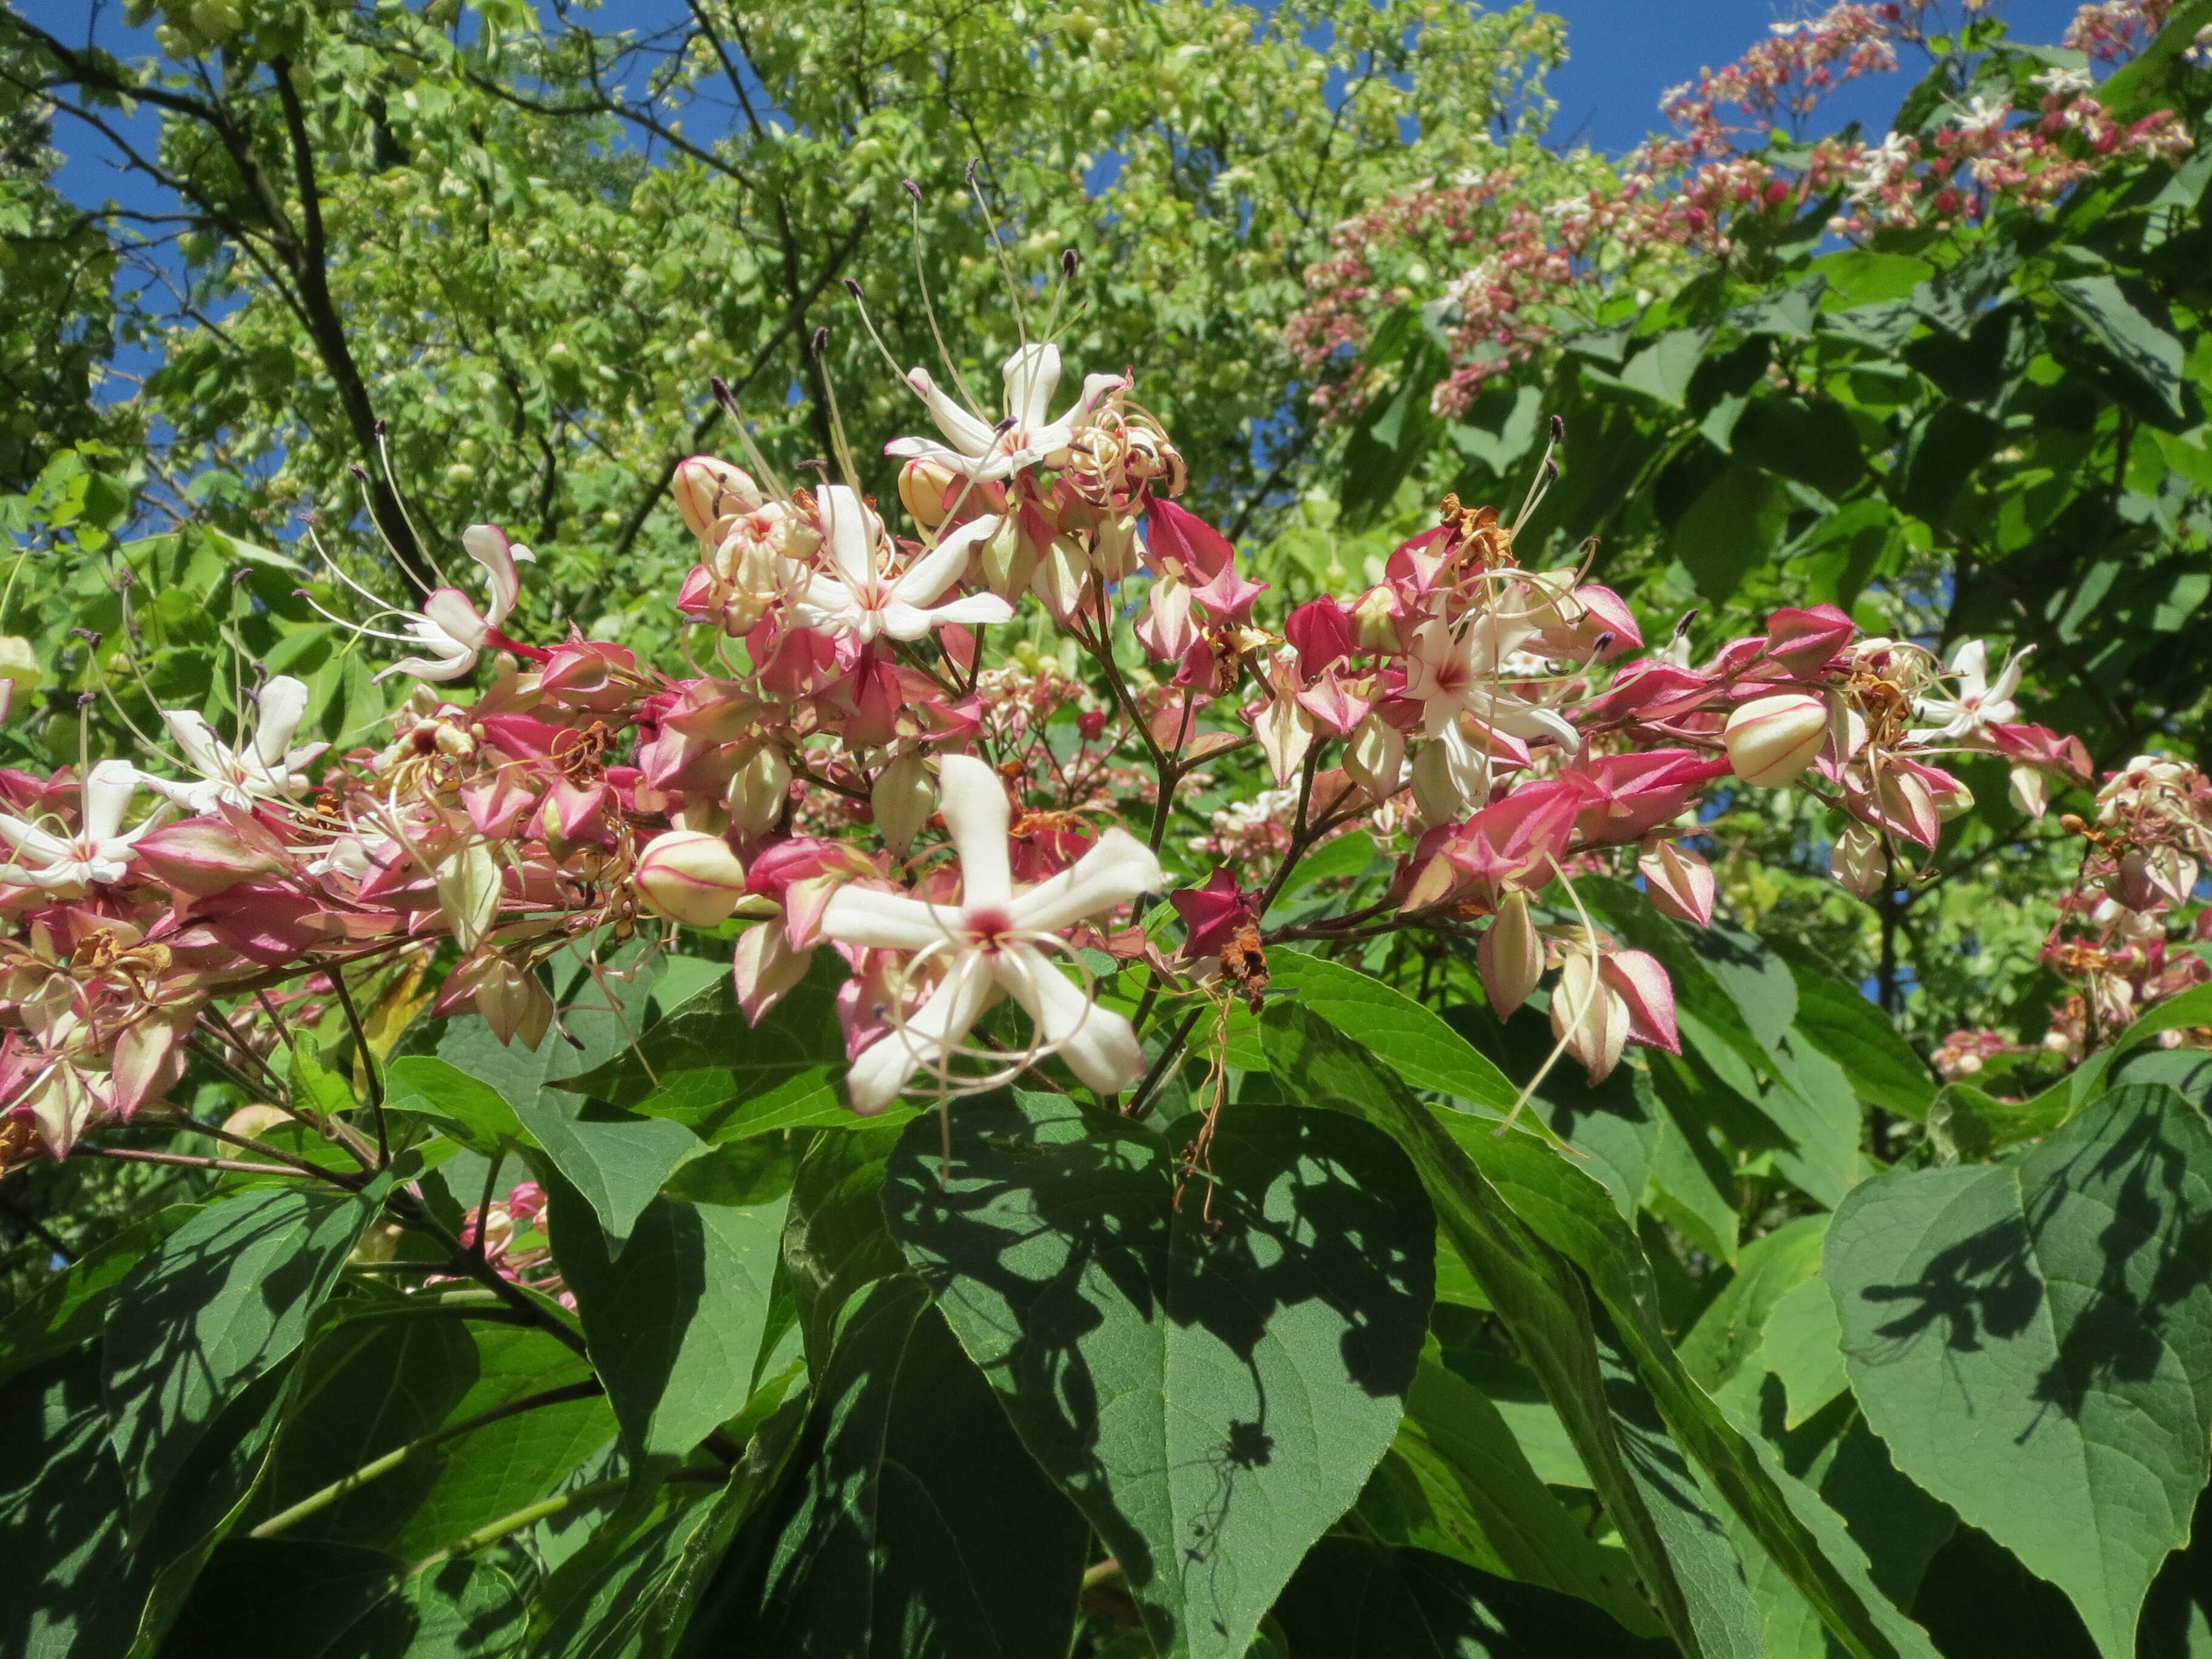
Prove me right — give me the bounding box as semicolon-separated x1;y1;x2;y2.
726;745;793;837
897;457;960;529
1830;823;1886;899
1344;713;1405;802
635;830;749;928
1410;740;1466;825
1724;692;1830;788
673;455;762;542
1478;891;1543;1020
871;752;937;855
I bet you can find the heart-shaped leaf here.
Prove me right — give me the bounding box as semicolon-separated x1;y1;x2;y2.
883;1092;1433;1659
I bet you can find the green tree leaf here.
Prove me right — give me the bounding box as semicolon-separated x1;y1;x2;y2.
1825;1084;2212;1659
548;1181;788;1464
102;1181;385;1525
882;1091;1435;1659
710;1275;1090;1657
1269;951;1515;1113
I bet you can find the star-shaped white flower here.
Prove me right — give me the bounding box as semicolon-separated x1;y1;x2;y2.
306;524;535;684
790;484;1014;643
885;343;1125;484
0;760;169;895
139;675;328;814
1403;615;1580;750
1911;638;2029;744
819;752;1163;1113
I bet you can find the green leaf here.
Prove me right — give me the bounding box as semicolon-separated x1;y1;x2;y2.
1272;1537;1674;1657
513;1094;705;1255
1266;1006;1940;1659
2053;275;2189;423
882;1091;1435;1659
386;1056;532;1155
712;1276;1090;1657
1773;946;1934;1121
1667;460;1790;605
247;1307;609;1560
1681;1217;1830;1396
1268;951;1515;1113
0;1203;196;1390
162;1540;523;1658
1358;1355;1661;1635
102;1181;385;1525
548;1181;787;1464
1619;327;1712;409
1825;1085;2212;1659
0;1349;158;1658
780;1117;912;1375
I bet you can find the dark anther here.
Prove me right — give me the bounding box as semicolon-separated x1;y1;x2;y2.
843;276;865;300
901;178;922;204
809;326;830;357
1549;413;1566;443
1062;247;1080;278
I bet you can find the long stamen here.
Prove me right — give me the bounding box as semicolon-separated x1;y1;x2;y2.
903;182;989;418
965;158;1032;351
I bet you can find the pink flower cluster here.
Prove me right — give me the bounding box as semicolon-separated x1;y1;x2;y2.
0;299;2108;1165
1287;0;2195;420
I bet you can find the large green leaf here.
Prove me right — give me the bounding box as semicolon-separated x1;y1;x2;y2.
1826;1084;2212;1659
882;1091;1435;1659
1356;1354;1660;1635
1772;943;1933;1121
245;1304;609;1559
102;1181;385;1524
2052;275;2189;423
385;1056;533;1155
549;1179;788;1464
1269;950;1515;1113
780;1117;912;1375
162;1539;524;1657
1272;1537;1674;1657
709;1275;1090;1657
514;1096;705;1256
0;1349;158;1658
1265;1004;1940;1659
0;1203;196;1390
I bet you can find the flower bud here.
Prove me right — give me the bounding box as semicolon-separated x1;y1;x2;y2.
897;457;960;530
979;514;1037;603
733;917;815;1024
726;745;793;837
475;956;554;1050
1344;712;1405;801
635;830;749;928
1830;823;1885;899
1723;692;1829;788
1410;740;1467;825
1552;950;1630;1084
1350;586;1401;652
1478;891;1543;1020
871;752;937;855
2009;763;2050;820
673;455;762;541
1638;841;1715;928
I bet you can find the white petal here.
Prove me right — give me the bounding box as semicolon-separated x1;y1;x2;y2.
1002;343;1062;429
421;588;490;651
821;885;965;953
82;760;142;844
905;367;999;457
461;524;522;626
815;484;881;588
844;954;994;1114
0;813;69;863
883;592;1014;641
163;710;231;781
937;752;1012;907
1009;826;1164;936
894;516;997;609
996;945;1144;1096
252;675;310;766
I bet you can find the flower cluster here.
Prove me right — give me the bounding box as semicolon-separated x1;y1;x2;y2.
0;297;2111;1170
1287;0;2194;419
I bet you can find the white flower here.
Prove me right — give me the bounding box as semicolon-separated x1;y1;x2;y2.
885;343;1124;484
1403;615;1579;750
789;484;1013;643
819;752;1163;1112
0;760;169;895
2031;65;2095;96
139;675;327;814
307;524;535;684
1911;638;2029;743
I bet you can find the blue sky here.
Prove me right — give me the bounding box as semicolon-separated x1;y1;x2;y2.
1541;0;2088;152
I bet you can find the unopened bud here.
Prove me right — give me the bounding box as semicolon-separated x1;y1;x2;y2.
897;457;960;530
1638;841;1715;929
1478;891;1543;1020
726;745;793;837
1830;823;1885;899
1552;950;1629;1084
1723;692;1829;789
1410;740;1466;826
1350;586;1401;652
979;514;1037;602
673;455;762;541
635;830;749;928
475;956;554;1050
871;752;937;855
2009;763;2050;820
1344;712;1405;802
